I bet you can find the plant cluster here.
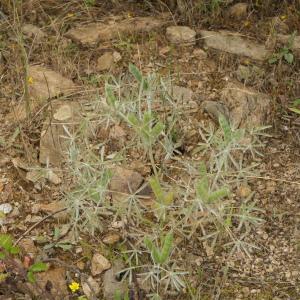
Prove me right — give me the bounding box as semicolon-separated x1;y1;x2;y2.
64;64;266;298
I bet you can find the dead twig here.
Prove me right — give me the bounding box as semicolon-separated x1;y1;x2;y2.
14;207;68;246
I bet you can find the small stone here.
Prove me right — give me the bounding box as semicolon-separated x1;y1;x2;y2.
237;184;252;198
91;253;111;276
113;51;122;63
46;170;61;185
0;203;13;214
35;267;68;297
202;100;230;123
159;46;171;56
19;239;38;257
22;24;46;41
111;220;125;229
227;3;248;19
82;276;100;299
77;261;85;270
33;201;68;222
0;157;10;167
26;170;44;183
171;85;193;103
25;215;43;223
109;125;126;139
166;26;196;45
110;167;143;200
192;48;208;59
97;52;114;71
102;233;121;245
75;247;83;254
242;287;250;296
53;104;73;121
10;206;20;218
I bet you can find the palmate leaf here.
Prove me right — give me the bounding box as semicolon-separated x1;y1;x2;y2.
284;52;294;64
289;107;300;115
29;262;48;272
144;237;161;264
292;98;300;106
149;177;174;206
159;232;173;264
218;114;232;144
144;232;174;265
129;63;143;82
129;63;149;90
27;271;35;283
151;122;164;141
127;113;140;127
207;187;230;203
196;162;209;202
105;84;117;108
0;234;18;255
0;234;13;251
149;177;164;203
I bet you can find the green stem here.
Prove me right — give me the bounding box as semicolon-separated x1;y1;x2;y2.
148;147;158;178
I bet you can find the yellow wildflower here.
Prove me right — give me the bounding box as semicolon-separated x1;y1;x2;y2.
27;76;34;84
69;281;80;293
280;15;287;20
244;20;250;27
67;13;74;18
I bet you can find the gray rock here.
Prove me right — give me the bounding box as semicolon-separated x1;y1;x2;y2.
97;52;114;71
82;276;100;299
91;253;111;276
103;260;127;300
200;30;271;61
166;26;196;45
39;101;82;166
66;16;168;47
110;166;143;201
202;100;230;123
220;81;271;128
171;85;193;103
0;203;13;214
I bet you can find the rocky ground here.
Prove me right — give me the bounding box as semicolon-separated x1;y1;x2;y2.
0;1;299;299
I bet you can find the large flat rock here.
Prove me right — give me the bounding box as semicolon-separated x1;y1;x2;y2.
66;15;169;46
6;65;77;123
39;101;82;166
28;65;76;100
199;30;271;61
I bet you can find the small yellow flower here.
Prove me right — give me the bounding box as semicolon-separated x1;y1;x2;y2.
244;20;250;27
280;15;287;20
69;281;80;293
67;13;74;18
27;76;34;84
